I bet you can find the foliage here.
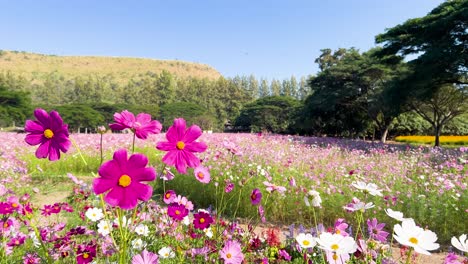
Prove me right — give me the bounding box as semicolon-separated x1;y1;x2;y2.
159;102;212;129
395;135;468;145
52;104;105;132
235;96;301;133
0;84;31;127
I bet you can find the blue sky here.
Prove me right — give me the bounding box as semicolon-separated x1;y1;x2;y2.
0;0;444;80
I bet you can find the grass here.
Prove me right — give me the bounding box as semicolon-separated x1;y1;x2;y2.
395;135;468;146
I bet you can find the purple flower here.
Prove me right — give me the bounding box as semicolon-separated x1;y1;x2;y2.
132;249;159;264
193;211;213;230
76;243;96;264
225;182;234;193
109;110;162;139
279;249;291;261
156;118;207;174
93;149;156;210
367;218;389;243
250;188;262;205
24;108;71;161
23;253;41;264
167;203;188;221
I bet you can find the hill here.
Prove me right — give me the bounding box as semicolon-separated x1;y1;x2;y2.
0;50;222;84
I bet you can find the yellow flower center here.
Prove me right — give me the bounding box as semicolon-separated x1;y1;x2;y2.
83;253;89;259
175;210;180;215
303;240;310;246
197;172;204;179
176;141;185;150
118;175;131;187
199;218;205;223
3;223;8;228
15;240;19;245
226;253;232;259
43;129;54;139
409;237;418;244
332;253;338;260
331;244;339;250
336;230;341;234
11;203;18;208
251;193;256;200
165;193;171;199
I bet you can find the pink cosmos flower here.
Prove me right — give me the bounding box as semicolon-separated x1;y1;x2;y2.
24;108;71;161
263;181;287;194
250;189;262;205
132;249;159;264
22;253;41;264
109;110;162;139
193;211;214;230
367;218;389;243
93;149;156;210
220;240;244;264
163;190;176;204
194;166;211;184
156;118;207;174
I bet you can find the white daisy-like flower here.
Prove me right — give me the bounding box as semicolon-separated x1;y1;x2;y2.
308;190;322;207
393;219;439;255
131;238;145;250
134;224;149;237
351;181;383;196
85;207;103;222
316;232;357;257
182;215;190;226
158;246;175;258
451;234;468;253
114;216;131;228
295;233;317;249
204;227;213;238
344;201;374;212
97;220;112;236
385;208;411;222
29;231;40;248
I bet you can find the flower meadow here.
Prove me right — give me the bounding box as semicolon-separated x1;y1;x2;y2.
0;109;467;264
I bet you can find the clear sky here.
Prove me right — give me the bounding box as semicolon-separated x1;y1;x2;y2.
0;0;444;80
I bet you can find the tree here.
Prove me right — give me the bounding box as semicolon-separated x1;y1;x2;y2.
259;78;270;98
270;79;281;96
53;104;105;132
408;85;467;146
0;84;31;127
235;96;301;134
376;0;467;98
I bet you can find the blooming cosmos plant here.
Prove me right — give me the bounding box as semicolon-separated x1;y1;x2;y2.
24;108;71;161
92;149;156;210
156;118;207;174
451;234;468;253
219;240;244;264
109;110;162;139
393;219;439;255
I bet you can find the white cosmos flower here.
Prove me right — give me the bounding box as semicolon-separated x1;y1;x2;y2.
308;190;322;207
344;201;374;212
114;216;131;228
393;219;439;255
316;232;357;255
85;208;103;222
158;246;175;258
204;227;213;238
134;224;149;237
451;234;468;253
351;181;383;196
131;238;145;250
182;216;190;226
97;220;112;236
295;233;317;249
385;208;411;222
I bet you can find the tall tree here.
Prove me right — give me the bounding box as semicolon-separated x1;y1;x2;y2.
259;78;270;98
270;79;281;96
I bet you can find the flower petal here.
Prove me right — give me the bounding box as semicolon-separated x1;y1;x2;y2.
25;133;44;146
132;168;156;182
185;141;207;153
104;188;123;207
166;118;186;142
135;183;152;202
25;120;44;133
161;150;178;166
35;141;50;159
128;153;148;170
183;125;202;143
181;150;200;168
113;149;128;171
98;160;122;179
118;187;139;210
93;178;116;194
49;111;64;131
48;143;61;161
156;142;176;151
33;108;50;127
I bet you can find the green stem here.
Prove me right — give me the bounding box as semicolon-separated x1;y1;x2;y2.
70;136;88;166
405;248;414;264
132;132;136;154
30;221;53;264
100;194;118;249
232;188;243;219
100;133;104;165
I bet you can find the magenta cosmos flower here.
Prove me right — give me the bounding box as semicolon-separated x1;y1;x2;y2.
109;110;162;139
156;118;207;174
93;149;156;210
250;189;262;205
220;240;244;264
167;203;188;221
24;108;71;161
193;211;213;230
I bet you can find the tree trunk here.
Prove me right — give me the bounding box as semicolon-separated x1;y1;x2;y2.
380;127;389;144
434;126;441;147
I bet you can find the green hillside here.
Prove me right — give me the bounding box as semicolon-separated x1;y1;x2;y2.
0;50;221;83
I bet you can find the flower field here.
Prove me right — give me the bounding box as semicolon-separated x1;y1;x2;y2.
395;135;468;146
0;110;467;263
